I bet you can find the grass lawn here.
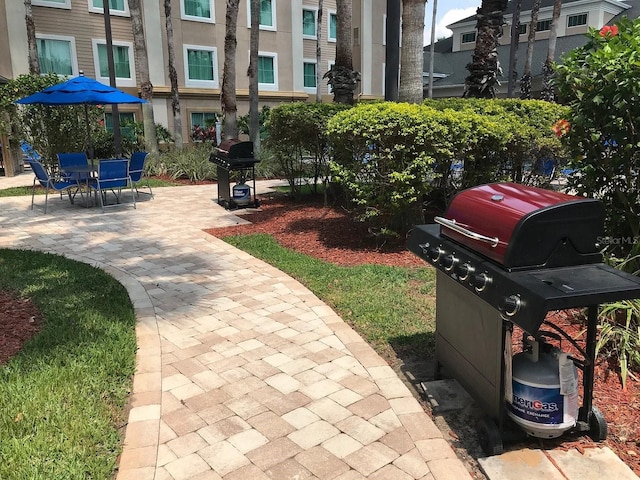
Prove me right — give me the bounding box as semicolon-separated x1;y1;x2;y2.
222;233;437;360
0;177;179;198
0;249;136;480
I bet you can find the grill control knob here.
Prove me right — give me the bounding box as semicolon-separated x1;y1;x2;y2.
500;295;522;317
441;254;459;271
427;246;445;262
456;262;475;281
472;273;492;292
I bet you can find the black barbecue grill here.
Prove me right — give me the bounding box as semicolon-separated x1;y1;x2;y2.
210;139;260;209
408;182;640;455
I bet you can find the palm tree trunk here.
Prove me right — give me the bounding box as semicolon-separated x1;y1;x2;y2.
464;0;508;98
248;0;260;153
129;0;158;154
399;0;426;103
325;0;360;104
520;0;541;99
222;0;240;139
24;0;40;74
316;0;323;103
507;0;522;97
428;0;438;99
540;0;562;102
164;0;183;149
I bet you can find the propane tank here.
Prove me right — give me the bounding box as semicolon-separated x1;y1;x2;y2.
506;336;579;439
232;178;251;206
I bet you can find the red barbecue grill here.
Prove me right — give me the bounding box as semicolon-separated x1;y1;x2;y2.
408;182;640;455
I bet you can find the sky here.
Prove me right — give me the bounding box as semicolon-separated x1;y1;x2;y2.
423;1;482;46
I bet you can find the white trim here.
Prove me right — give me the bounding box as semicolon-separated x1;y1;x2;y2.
328;9;337;42
87;0;130;17
32;0;71;9
303;58;317;93
383;14;387;46
302;6;318;40
180;0;215;24
258;51;278;91
35;33;79;76
183;44;219;88
91;39;137;87
247;0;277;31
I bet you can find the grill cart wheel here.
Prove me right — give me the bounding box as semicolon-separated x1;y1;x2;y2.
588;406;608;441
477;416;504;456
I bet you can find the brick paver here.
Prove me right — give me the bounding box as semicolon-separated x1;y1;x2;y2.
0;179;472;479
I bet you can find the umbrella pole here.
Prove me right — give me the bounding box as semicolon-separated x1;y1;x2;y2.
84;104;94;159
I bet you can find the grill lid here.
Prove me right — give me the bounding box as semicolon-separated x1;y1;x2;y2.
213;139;254;159
440;183;604;270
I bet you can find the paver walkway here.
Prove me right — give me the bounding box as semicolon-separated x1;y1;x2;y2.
0;179;471;480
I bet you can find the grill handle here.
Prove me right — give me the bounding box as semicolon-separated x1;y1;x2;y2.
434;216;499;248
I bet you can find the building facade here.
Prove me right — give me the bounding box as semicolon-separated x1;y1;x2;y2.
0;0;387;143
424;0;636;98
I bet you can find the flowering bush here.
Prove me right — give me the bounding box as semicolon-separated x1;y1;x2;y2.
191;124;217;145
551;119;570;138
554;17;640;257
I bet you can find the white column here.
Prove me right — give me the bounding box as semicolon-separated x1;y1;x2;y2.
142;0;166;87
6;1;29;76
361;0;372;95
291;0;304;92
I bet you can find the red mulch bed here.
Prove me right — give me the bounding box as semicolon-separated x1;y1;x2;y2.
2;191;638;474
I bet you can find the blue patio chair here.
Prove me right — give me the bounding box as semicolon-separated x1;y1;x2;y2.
57;152;92;182
26;158;81;214
89;158;136;212
20;141;41;162
128;151;153;198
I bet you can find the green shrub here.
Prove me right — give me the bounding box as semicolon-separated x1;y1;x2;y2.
263;102;350;199
554;17;640;256
327;102;445;233
147;143;216;182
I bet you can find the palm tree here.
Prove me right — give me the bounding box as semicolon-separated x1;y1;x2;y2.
428;0;438;99
128;0;158;154
540;0;562;101
248;0;260;153
463;0;508;98
324;0;360;104
316;0;323;103
222;0;240;139
399;0;426;103
163;0;183;149
520;0;541;99
24;0;40;74
507;0;522;96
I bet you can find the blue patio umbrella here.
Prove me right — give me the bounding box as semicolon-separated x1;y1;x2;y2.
15;73;146;157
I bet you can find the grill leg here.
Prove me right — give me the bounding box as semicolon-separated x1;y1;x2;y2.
579;305;598;426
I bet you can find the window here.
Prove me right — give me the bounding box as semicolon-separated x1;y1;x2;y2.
260;0;275;29
181;0;214;23
303;9;317;38
258;52;278;90
303;62;316;89
328;11;337;41
33;0;71;8
191;112;218;128
89;0;128;15
184;45;218;88
105;112;136;140
518;23;527;35
568;13;587;27
93;40;135;87
37;35;77;76
461;32;476;43
536;19;552;32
